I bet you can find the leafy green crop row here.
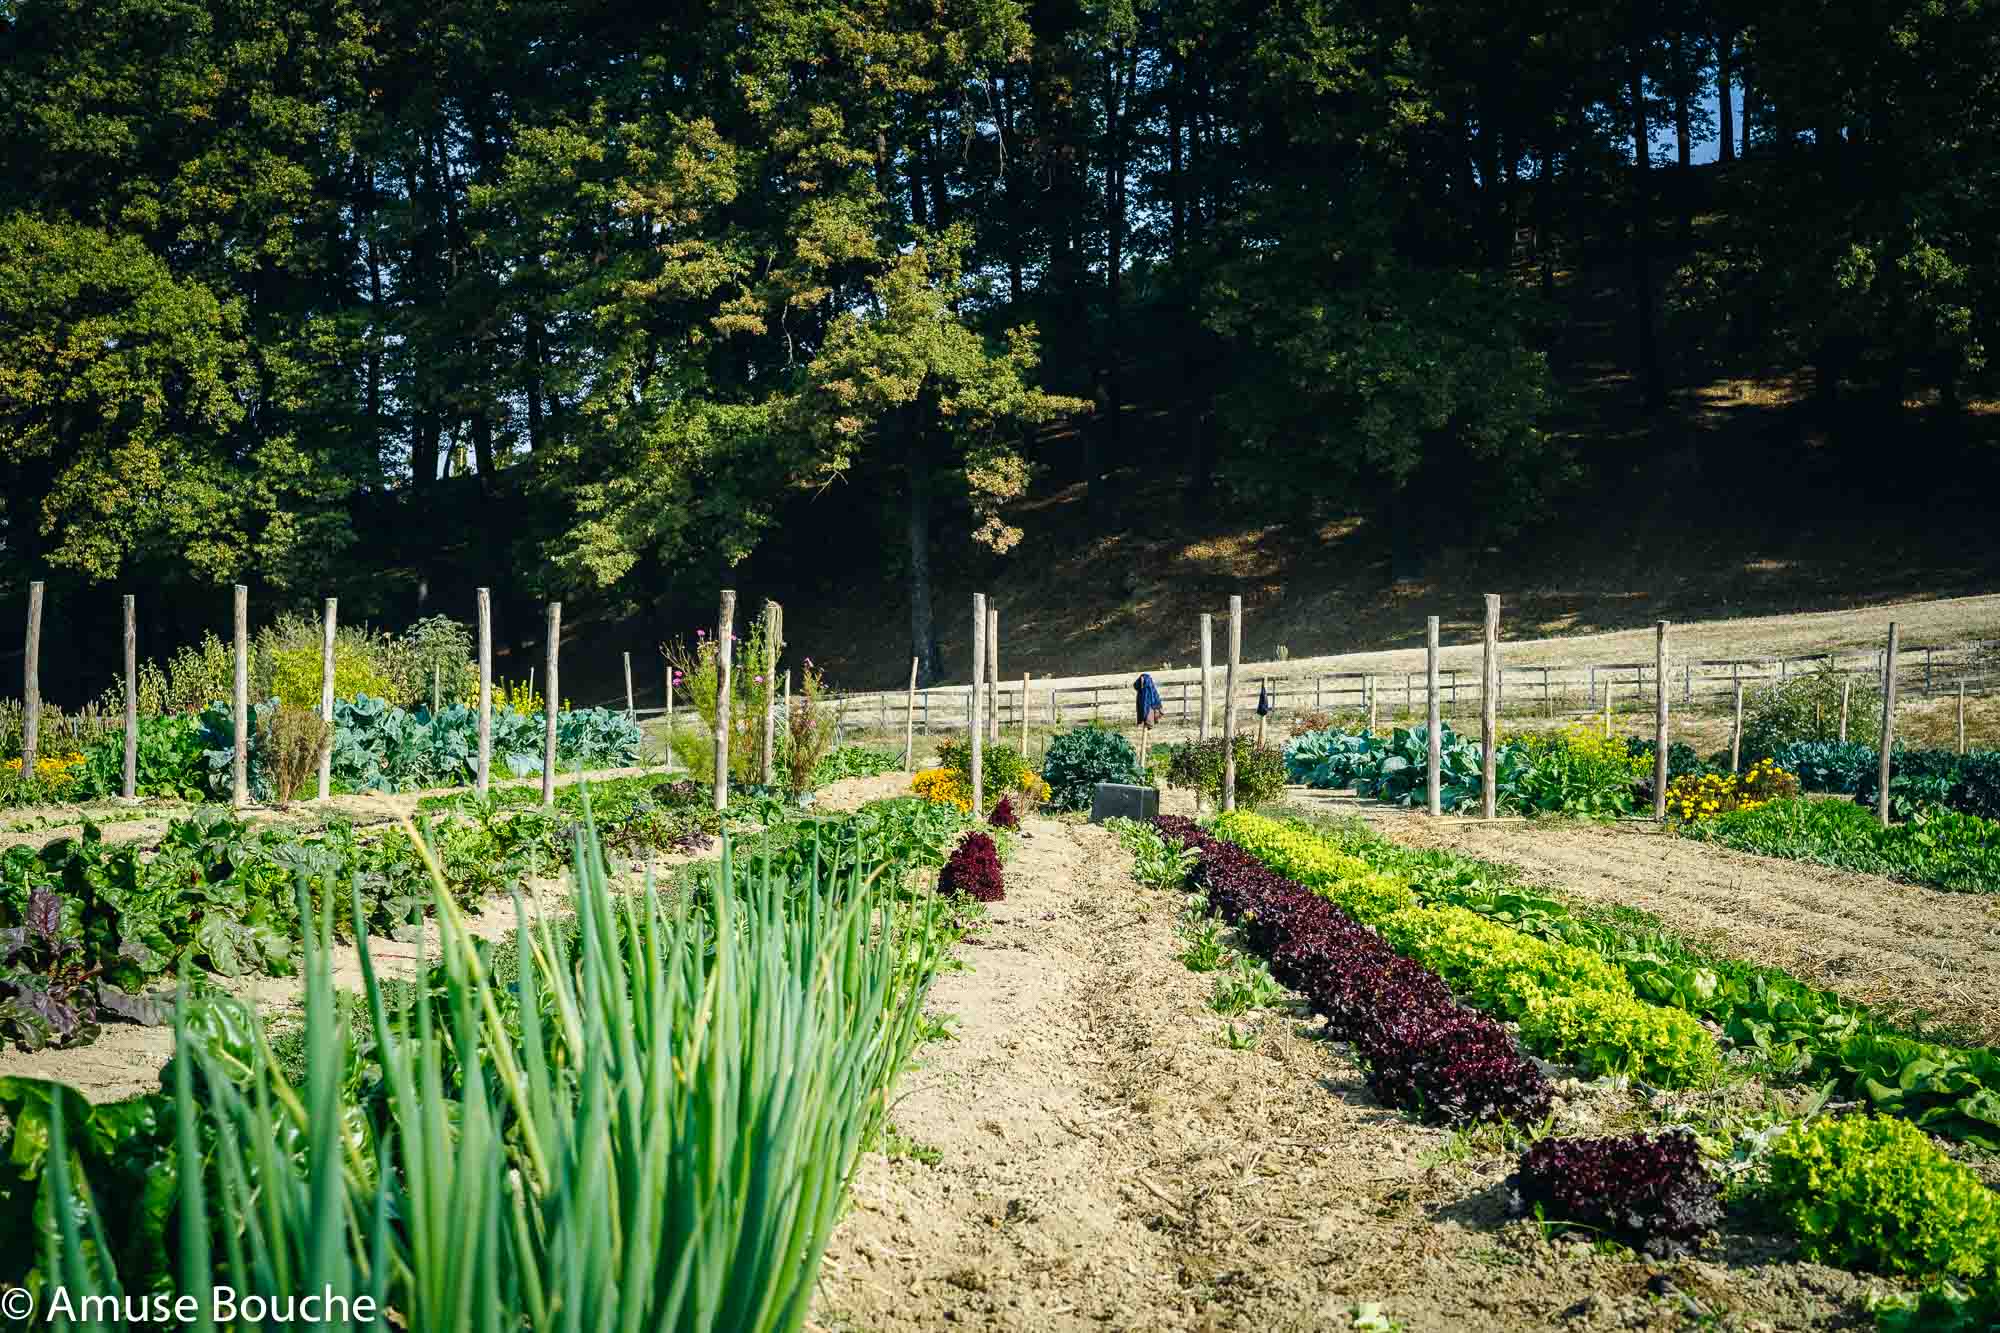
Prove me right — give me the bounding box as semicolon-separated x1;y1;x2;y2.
1681;797;2000;894
0;775;727;1053
1304;815;2000;1147
1283;724;1652;818
1210;812;1720;1085
3;801;963;1326
1774;741;2000;822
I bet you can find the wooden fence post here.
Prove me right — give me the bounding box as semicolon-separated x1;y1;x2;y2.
905;657;919;771
1959;680;1968;755
1367;674;1378;732
713;590;735;813
761;600;780;787
1021;671;1030;755
1839;677;1852;743
477;590;492;796
970;593;986;818
122;594;138;800
1256;676;1269;748
1481;594;1500;821
20;581;41;784
987;607;1000;746
1426;616;1441;817
623;651;635;719
318;598;337;801
1604;681;1614;738
1222;596;1242;811
431;664;440;715
665;671;675;770
1878;622;1899;828
1730;680;1744;774
232;584;249;808
1200;613;1214;742
1654;621;1670;821
542;602;561;806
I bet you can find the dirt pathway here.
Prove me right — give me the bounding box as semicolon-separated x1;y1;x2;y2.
812;816;1869;1332
1294;801;2000;1047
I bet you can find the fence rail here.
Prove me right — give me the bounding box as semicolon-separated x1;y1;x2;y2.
740;637;2000;738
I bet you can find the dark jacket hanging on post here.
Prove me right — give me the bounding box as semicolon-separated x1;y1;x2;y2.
1134;673;1164;726
1255;683;1272;717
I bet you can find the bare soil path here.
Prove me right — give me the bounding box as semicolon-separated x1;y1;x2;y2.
812;815;1871;1332
1305;798;2000;1047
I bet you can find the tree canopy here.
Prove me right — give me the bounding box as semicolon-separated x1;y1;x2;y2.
2;0;1995;677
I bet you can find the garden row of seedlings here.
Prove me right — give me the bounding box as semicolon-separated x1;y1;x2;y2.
1148;812;2000;1329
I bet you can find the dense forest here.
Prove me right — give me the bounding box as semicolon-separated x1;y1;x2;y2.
2;0;1996;689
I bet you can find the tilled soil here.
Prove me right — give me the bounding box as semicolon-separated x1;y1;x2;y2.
812;816;1873;1333
1314;799;2000;1046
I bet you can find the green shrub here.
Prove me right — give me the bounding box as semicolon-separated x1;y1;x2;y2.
1040;725;1143;811
1163;736;1287;806
1510;728;1648;818
1741;666;1881;760
161;631;237;714
1765;1115;2000;1279
381;614;479;710
938;738;1037;806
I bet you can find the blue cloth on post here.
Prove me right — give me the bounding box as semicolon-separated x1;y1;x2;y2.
1134;673;1164;726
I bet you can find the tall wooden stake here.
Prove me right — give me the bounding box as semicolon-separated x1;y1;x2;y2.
122;594;138;800
477;589;492;797
1878;622;1899;828
232;584;249;808
761;600;780;786
665;670;675;770
1481;594;1500;820
1839;677;1852;742
431;664;440;715
1222;596;1242;811
318;598;337;801
1653;621;1670;820
623;651;635;719
713;590;735;813
1958;680;1968;755
1199;613;1214;742
970;593;986;818
1730;680;1744;773
542;602;561;806
1425;616;1441;816
1021;671;1030;755
1367;674;1378;732
987;607;1000;745
905;657;919;772
1256;677;1269;748
20;581;41;785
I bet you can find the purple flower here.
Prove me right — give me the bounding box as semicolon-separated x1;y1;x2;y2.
697;629;706;638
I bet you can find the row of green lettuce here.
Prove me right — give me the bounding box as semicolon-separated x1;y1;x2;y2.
1258;811;2000;1146
1137;814;2000;1325
1680;796;2000;894
3;694;645;805
1;793;982;1325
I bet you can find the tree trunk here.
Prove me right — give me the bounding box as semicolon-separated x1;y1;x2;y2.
1717;33;1736;164
1671;30;1692;169
906;426;938;685
1629;60;1667;412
